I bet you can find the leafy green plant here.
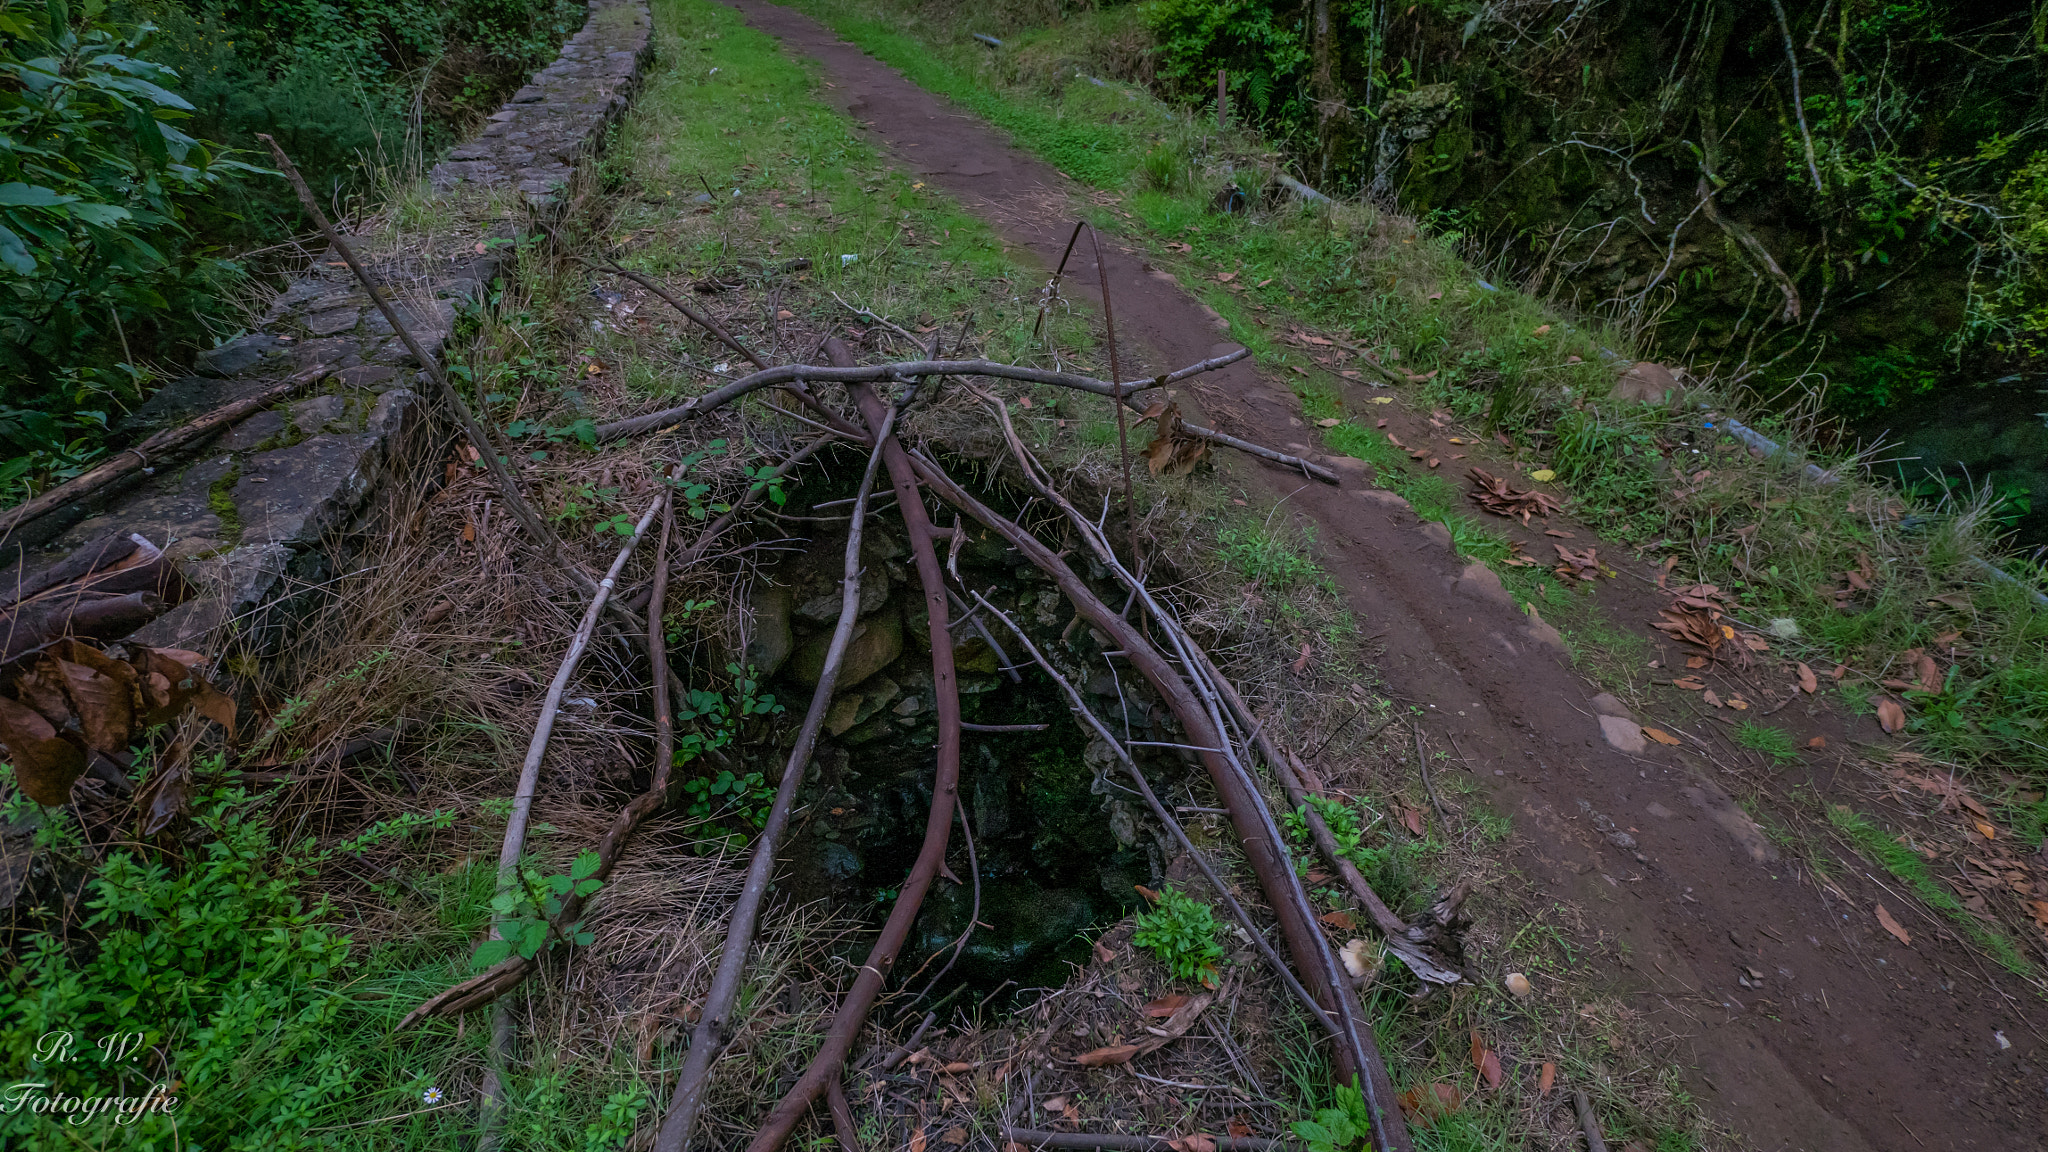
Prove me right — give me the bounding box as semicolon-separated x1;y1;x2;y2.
473;849;603;969
1;0;261;489
1291;1078;1375;1152
1131;883;1225;986
1218;522;1324;589
0;783;452;1148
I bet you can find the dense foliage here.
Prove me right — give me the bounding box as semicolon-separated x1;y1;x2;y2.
0;0;580;504
1141;1;2048;416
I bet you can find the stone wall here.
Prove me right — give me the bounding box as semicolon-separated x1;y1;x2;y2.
3;0;653;655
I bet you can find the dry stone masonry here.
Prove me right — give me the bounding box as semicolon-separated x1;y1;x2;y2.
4;0;652;656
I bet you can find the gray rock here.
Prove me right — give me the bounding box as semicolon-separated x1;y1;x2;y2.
1590;692;1633;719
1598;713;1647;754
218;410;287;452
303;307;362;338
744;584;794;677
196;334;287;377
231;413;402;546
790;611;901;687
290;394;348;436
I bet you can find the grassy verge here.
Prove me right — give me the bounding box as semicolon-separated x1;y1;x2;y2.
784;0;2048;808
1826;805;2034;976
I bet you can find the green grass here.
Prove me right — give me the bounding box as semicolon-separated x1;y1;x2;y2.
1826;804;2033;976
1734;721;1800;764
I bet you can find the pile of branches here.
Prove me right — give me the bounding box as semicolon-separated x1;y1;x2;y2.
8;147;1467;1152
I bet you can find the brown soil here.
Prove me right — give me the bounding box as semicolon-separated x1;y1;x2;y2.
716;3;2045;1147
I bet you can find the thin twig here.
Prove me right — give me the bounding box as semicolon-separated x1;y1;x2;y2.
1088;225;1139;569
1032;220;1087;341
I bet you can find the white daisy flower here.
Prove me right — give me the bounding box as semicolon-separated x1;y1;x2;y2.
422;1087;443;1105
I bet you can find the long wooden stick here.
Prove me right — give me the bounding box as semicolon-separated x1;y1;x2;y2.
1002;1128;1286;1152
0;361;332;536
1189;644;1464;986
976;593;1337;1035
593;350;1247;434
651;401;900;1152
494;489;665;900
909;448;1409;1147
743;359;964;1152
256;135;612;607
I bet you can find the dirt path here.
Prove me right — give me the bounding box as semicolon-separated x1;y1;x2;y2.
715;4;2041;1147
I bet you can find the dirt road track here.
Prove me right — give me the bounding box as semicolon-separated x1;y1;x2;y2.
712;3;2044;1146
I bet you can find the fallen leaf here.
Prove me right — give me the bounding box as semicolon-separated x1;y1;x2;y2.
1142;994;1190;1018
1076;1044;1142;1067
1370;396;1394;404
911;1127;928;1152
1875;697;1908;733
1227;1119;1253;1139
1168;1136;1215;1152
1915;653;1943;694
1135;884;1161;903
1673;676;1707;690
1530;468;1556;482
1532;324;1552;336
943;1129;968;1147
1807;736;1827;748
1703;689;1723;708
0;694;86;805
1093;939;1117;964
1832;664;1847;680
1396;1082;1463;1127
1544;529;1576;538
1974;820;1998;840
1875;904;1912;946
1538;1062;1557;1097
1215;272;1237;282
1643;727;1681;746
1466;468;1564;524
1797;663;1819;694
1319;910;1356;930
1469;1028;1503;1090
1402;807;1425;836
1290;643;1312;674
1726;694;1750;711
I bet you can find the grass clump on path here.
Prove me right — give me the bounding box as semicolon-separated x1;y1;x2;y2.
1826;805;2033;977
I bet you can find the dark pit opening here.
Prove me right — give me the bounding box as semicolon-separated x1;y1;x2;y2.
729;458;1195;1007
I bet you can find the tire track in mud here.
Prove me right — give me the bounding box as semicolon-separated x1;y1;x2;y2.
707;3;2042;1145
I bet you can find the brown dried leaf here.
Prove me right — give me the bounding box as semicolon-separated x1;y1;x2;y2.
1875;904;1912;946
1537;1062;1557;1097
0;694;86;805
1076;1044;1141;1067
1466;468;1563;525
1093;939;1117;964
942;1128;968;1146
910;1126;927;1152
1401;807;1425;836
53;657;133;755
1318;910;1356;930
1915;654;1944;694
1672;676;1707;690
1875;697;1908;733
1643;727;1681;746
1168;1136;1215;1152
1797;663;1818;694
1469;1029;1503;1089
1142;994;1189;1018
